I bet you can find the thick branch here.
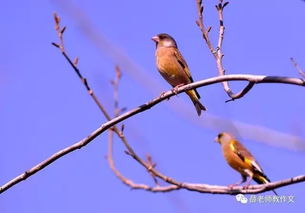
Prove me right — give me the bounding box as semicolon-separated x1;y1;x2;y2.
1;74;304;194
165;174;305;194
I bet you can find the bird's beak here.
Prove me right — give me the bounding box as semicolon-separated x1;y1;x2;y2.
151;36;159;43
214;137;219;143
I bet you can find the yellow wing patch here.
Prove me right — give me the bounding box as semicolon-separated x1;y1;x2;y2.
229;143;235;152
244;158;253;167
230;142;253;167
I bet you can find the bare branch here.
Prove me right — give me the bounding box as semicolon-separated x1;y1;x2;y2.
53;15;178;193
107;67;305;194
1;74;304;194
196;0;255;101
2;12;303;196
163;174;305;194
225;82;255;102
53;13;65;51
107;129;178;192
52;14;161;187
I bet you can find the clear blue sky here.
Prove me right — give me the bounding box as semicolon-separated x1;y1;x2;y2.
1;0;305;212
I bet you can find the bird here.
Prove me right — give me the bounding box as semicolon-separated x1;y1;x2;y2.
151;33;206;116
215;132;278;195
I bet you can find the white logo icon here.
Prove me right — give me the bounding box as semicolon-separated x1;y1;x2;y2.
235;194;248;204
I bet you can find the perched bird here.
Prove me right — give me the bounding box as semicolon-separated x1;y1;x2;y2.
152;33;206;116
215;132;278;195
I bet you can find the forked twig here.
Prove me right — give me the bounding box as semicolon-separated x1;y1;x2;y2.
196;0;254;102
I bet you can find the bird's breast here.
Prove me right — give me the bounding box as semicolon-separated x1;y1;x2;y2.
155;48;190;87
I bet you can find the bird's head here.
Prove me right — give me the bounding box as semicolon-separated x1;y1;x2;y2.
151;33;178;48
214;132;234;145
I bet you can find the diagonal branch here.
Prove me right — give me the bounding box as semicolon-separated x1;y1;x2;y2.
52;13;110;119
290;57;305;79
1;74;304;194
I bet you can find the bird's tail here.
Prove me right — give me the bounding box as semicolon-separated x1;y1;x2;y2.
186;90;206;116
253;173;278;196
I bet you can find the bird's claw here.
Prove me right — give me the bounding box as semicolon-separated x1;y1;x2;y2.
171;84;185;95
159;91;170;100
242;184;250;190
227;183;239;190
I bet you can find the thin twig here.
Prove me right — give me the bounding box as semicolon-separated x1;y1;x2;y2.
146;154;159;185
195;0;215;54
290;57;305;79
111;66;122;117
52;13;110;119
1;74;304;194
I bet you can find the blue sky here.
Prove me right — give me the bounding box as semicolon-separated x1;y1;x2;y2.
1;0;305;212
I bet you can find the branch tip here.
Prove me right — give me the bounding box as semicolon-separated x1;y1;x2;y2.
60;26;66;34
73;57;79;66
124;150;132;156
51;42;60;48
53;13;60;25
223;2;229;8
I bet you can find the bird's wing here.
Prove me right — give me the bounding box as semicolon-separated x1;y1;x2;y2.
174;50;192;80
174;50;201;99
231;140;264;174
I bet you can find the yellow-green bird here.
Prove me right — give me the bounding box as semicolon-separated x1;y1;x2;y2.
152;33;206;116
215;132;278;195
